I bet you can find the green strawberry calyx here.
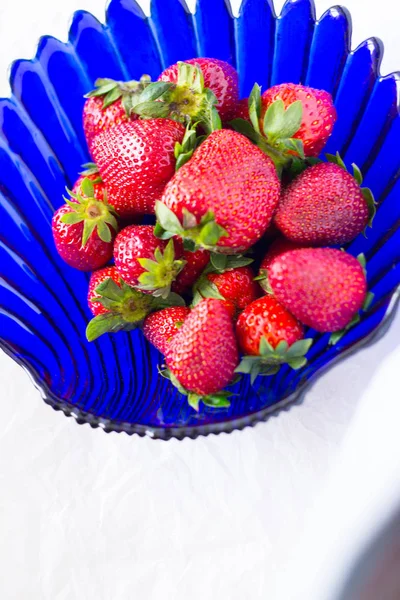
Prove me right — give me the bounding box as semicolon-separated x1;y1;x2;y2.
174;123;206;171
130;62;222;134
84;75;152;116
235;337;313;384
80;162;103;185
254;269;273;294
192;253;254;306
60;178;118;247
86;277;185;342
136;239;187;299
230;83;305;175
154;201;228;252
326;152;377;229
158;367;238;411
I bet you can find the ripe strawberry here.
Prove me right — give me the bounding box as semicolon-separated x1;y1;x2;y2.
52;178;118;271
268;248;367;332
235;296;311;382
113;225;185;298
156;129;281;253
171;245;210;295
257;238;304;293
143;306;191;354
91;118;186;217
274;159;375;246
164;298;239;410
261;83;337;157
72;163;105;202
88;267;121;316
232;97;249;120
83;76;150;153
158;58;239;122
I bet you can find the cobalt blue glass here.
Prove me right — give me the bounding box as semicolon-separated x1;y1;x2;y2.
0;0;399;439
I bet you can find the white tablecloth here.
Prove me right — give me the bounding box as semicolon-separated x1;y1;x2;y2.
0;1;399;598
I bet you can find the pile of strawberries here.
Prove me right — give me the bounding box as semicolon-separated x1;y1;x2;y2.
52;58;375;410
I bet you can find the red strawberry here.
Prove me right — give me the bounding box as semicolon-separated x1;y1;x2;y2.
261;83;337;157
52;178;118;271
91;118;185;217
158;58;239;122
257;238;304;293
206;267;259;319
156;129;281;253
269;248;367;332
274;160;374;246
72;164;105;203
88;267;121;316
143;306;191;354
113;225;185;298
235;296;310;382
171;245;210;295
232;97;250;120
164;298;239;409
83;76;150;153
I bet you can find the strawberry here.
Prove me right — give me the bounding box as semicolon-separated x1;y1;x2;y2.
163;298;239;410
143;306;191;354
171;244;210;295
113;225;185;298
274;156;376;245
232;97;250;120
193;254;258;319
72;163;105;202
155;129;281;253
268;248;367;332
158;58;239;122
88;267;121;316
235;296;311;382
91;118;186;217
257;238;304;293
52;178;118;271
83;75;150;153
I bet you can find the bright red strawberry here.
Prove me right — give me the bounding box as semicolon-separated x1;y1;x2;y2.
158;58;239;122
165;299;239;408
269;248;367;332
83;76;150;153
156;129;281;253
235;296;310;381
113;225;185;298
91;118;185;217
143;306;191;354
88;267;121;316
261;83;337;157
52;178;118;271
171;245;210;295
198;267;259;319
274;161;373;246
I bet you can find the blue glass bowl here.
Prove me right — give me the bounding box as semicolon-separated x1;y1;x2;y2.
1;0;399;440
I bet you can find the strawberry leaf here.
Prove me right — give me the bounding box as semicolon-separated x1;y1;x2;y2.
248;83;262;134
210;253;228;272
326;152;347;170
80;177;95;198
362;187;376;229
352;163;363;186
155;201;185;235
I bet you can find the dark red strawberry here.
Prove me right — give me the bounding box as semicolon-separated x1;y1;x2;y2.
143;306;191;354
156;129;281;253
52;178;118;271
83;76;150;153
91;118;185;217
261;83;337;157
88;267;121;316
232;97;249;120
235;296;311;382
158;58;239;123
113;225;185;298
171;244;210;295
269;248;367;332
274;159;375;245
164;298;239;410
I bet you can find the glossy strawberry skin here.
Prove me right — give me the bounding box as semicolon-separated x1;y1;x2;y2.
52;205;114;271
259;238;304;276
172;245;210;295
161;129;281;252
261;84;337;157
269;248;367;332
88;267;121;316
91;119;185;217
143;306;191;354
114;225;167;288
72;173;105;203
207;267;259;319
159;58;239;121
83;96;132;155
236;296;304;356
166;299;239;396
274;163;369;246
